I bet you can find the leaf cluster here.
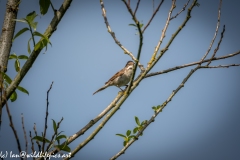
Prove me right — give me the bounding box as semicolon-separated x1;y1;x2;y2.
116;116;147;146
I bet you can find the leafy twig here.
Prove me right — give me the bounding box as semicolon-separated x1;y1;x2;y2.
48;92;123;156
111;67;199;160
46;117;64;151
1;0;73;109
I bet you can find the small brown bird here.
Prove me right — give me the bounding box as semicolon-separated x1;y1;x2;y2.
93;61;135;95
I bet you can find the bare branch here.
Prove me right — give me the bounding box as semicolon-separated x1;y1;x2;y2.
1;0;73;109
100;0;145;71
29;131;35;154
144;50;240;78
4;91;23;160
21;113;28;158
170;0;190;20
34;123;41;151
200;64;240;68
148;0;176;68
153;0;154;13
200;0;222;63
206;25;225;66
142;0;164;33
42;81;54;152
133;0;141;16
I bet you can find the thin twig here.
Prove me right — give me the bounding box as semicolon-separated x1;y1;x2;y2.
42;81;54;152
46;117;64;151
29;131;35;154
128;0;130;6
200;64;240;68
200;0;222;63
100;0;145;71
133;0;141;16
34;123;41;151
21;113;28;158
50;1;57;15
170;0;190;20
144;50;240;78
4;91;23;160
142;0;164;33
206;25;225;66
148;0;176;68
153;0;154;13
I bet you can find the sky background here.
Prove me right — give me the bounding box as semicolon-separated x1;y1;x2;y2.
0;0;240;160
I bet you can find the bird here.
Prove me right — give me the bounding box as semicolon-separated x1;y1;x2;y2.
93;61;135;95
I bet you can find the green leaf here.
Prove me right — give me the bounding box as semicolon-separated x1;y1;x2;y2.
52;119;57;132
28;38;32;54
135;116;140;126
123;141;127;146
126;130;131;136
31;22;38;31
2;72;12;84
15;60;20;72
12;18;27;23
152;106;156;110
32;136;51;143
10;91;17;102
128;135;136;140
9;53;18;59
139;23;144;28
56;135;67;141
57;131;64;136
133;127;138;134
26;11;37;23
116;134;126;138
34;38;51;52
39;0;51;15
17;86;29;95
141;120;147;125
129;24;136;27
13;27;29;41
56;144;71;152
33;31;51;44
18;55;28;60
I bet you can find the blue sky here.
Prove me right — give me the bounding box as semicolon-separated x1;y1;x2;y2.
0;0;240;160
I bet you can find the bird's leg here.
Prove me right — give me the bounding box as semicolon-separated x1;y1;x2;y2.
117;86;124;91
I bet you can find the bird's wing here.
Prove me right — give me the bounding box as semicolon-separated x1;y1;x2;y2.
105;69;125;84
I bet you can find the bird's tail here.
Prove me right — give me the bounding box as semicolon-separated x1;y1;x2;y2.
93;85;108;95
